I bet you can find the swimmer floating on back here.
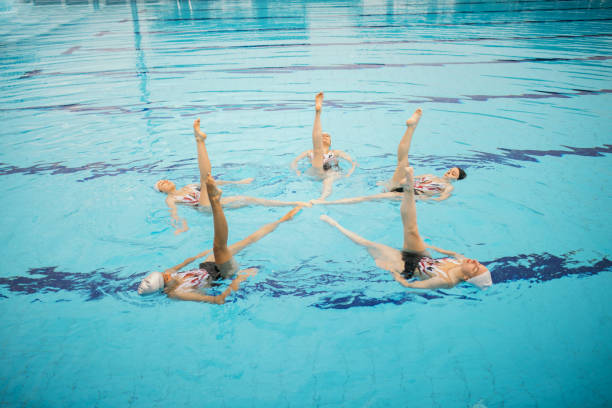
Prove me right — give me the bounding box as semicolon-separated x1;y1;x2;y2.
140;174;302;303
156;119;309;234
320;166;491;290
314;109;465;206
291;92;357;200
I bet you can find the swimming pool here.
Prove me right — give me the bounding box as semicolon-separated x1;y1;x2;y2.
0;0;611;406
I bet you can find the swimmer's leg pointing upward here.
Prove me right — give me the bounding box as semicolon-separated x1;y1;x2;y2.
194;119;212;206
400;167;427;253
390;108;422;187
205;174;232;265
311;92;325;171
320;215;403;273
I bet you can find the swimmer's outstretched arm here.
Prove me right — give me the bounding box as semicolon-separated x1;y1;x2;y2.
333;150;357;177
167;268;257;304
166;196;189;235
391;271;451;289
291;150;311;175
430;184;453;202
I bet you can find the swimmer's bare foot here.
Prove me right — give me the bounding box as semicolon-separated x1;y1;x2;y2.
205;173;222;200
193;118;207;142
280;206;302;222
315;92;324;112
406;108;422;128
320;214;338;226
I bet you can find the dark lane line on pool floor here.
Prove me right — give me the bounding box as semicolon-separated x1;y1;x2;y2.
0;252;609;306
52;32;612;54
1;89;610;118
15;55;611;79
0;144;610;181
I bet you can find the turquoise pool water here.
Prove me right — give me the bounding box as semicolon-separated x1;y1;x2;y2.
1;0;611;406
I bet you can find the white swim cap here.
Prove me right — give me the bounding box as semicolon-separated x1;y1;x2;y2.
466;269;493;290
138;271;164;295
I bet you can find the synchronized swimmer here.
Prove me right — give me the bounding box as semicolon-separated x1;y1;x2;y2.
155;119;309;235
315;108;466;205
140;174;301;303
321;167;491;290
140;95;491;303
291;92;357;200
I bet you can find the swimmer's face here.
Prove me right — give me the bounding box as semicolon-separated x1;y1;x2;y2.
155;179;175;194
322;132;331;149
444;167;460;180
461;259;488;279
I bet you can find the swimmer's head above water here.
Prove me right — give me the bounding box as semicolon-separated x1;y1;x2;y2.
137;271;166;295
444;167;467;181
461;258;492;289
154;179;176;194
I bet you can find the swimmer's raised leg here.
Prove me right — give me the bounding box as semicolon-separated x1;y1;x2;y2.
312;191;400;206
400;166;427;253
205;174;232;265
226;206;303;256
311;92;325;171
318;174;336;200
390;108;422;187
221;196;311;209
194;118;212;206
320;214;403;273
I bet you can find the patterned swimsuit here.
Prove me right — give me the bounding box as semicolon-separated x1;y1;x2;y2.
170;268;211;292
310;151;339;170
174;184;201;205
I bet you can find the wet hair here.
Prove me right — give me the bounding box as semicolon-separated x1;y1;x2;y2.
457;167;467;180
199;262;222;281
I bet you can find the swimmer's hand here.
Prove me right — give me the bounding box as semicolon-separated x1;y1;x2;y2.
229;268;258;291
172;219;189;235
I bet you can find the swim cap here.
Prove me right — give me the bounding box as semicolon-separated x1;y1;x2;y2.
466;269;492;290
138;271;164;295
